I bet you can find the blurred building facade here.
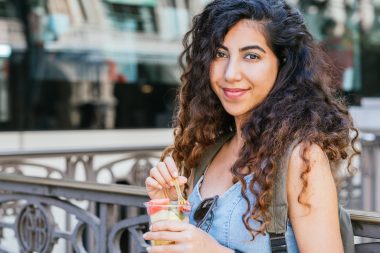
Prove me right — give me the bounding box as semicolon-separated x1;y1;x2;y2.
0;0;379;143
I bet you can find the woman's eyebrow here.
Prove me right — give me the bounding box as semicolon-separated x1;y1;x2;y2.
218;45;229;51
218;44;266;53
219;45;266;53
239;45;266;53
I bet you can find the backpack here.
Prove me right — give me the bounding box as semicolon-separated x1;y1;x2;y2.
192;133;355;253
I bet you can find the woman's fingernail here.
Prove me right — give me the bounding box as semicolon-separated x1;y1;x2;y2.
143;233;147;239
146;246;151;252
173;171;178;177
149;225;152;230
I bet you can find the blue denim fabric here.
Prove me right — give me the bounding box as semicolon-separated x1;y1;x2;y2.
189;175;300;253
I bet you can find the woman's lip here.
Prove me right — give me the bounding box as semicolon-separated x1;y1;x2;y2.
222;88;249;99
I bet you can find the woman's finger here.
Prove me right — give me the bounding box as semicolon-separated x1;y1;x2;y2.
157;162;174;187
145;176;163;190
147;243;185;253
150;220;189;232
143;231;183;243
177;176;187;186
163;156;179;178
150;167;169;188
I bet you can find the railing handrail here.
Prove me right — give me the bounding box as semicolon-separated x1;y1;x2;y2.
0;145;166;158
349;209;380;224
0;173;147;195
0;173;149;206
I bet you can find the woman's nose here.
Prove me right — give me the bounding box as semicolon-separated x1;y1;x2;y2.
224;60;242;83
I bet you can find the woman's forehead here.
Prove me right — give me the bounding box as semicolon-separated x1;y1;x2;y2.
220;19;271;49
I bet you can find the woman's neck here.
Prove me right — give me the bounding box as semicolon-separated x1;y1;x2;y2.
230;121;244;154
233;116;245;150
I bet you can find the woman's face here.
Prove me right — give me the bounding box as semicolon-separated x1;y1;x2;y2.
209;19;279;123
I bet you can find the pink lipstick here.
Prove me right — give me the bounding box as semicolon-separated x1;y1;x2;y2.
222;88;249;99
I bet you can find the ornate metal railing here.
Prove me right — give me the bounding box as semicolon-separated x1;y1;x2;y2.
0;145;165;253
0;133;380;252
357;132;380;211
0;173;150;253
329;132;380;211
2;132;380;212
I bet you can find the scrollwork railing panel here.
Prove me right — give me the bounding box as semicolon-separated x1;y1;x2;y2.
0;173;150;253
108;214;150;253
0;194;101;253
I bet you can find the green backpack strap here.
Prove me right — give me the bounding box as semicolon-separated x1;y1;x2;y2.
267;141;299;252
268;141;299;234
192;132;235;188
339;206;355;253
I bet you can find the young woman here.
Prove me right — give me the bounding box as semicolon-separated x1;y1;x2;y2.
144;0;359;252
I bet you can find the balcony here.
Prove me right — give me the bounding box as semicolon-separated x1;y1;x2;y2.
0;134;379;252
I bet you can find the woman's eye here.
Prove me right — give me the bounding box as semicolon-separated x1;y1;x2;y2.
245;53;260;60
216;51;227;58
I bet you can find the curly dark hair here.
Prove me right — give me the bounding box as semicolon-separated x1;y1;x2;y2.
161;0;360;240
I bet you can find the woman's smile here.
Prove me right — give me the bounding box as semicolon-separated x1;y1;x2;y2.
222;87;251;99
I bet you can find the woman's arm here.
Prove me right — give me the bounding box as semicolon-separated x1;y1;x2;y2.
287;143;344;253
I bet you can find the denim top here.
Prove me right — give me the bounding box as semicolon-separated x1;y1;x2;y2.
188;174;300;253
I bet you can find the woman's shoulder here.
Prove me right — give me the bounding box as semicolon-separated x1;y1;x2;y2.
287;142;332;189
288;142;329;174
286;141;337;215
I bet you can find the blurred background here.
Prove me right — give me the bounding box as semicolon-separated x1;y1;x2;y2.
0;0;379;252
0;0;378;133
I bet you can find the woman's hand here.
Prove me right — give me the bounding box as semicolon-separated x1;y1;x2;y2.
145;156;187;200
143;220;232;253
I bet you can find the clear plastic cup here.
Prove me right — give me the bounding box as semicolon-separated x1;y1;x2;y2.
144;199;191;246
